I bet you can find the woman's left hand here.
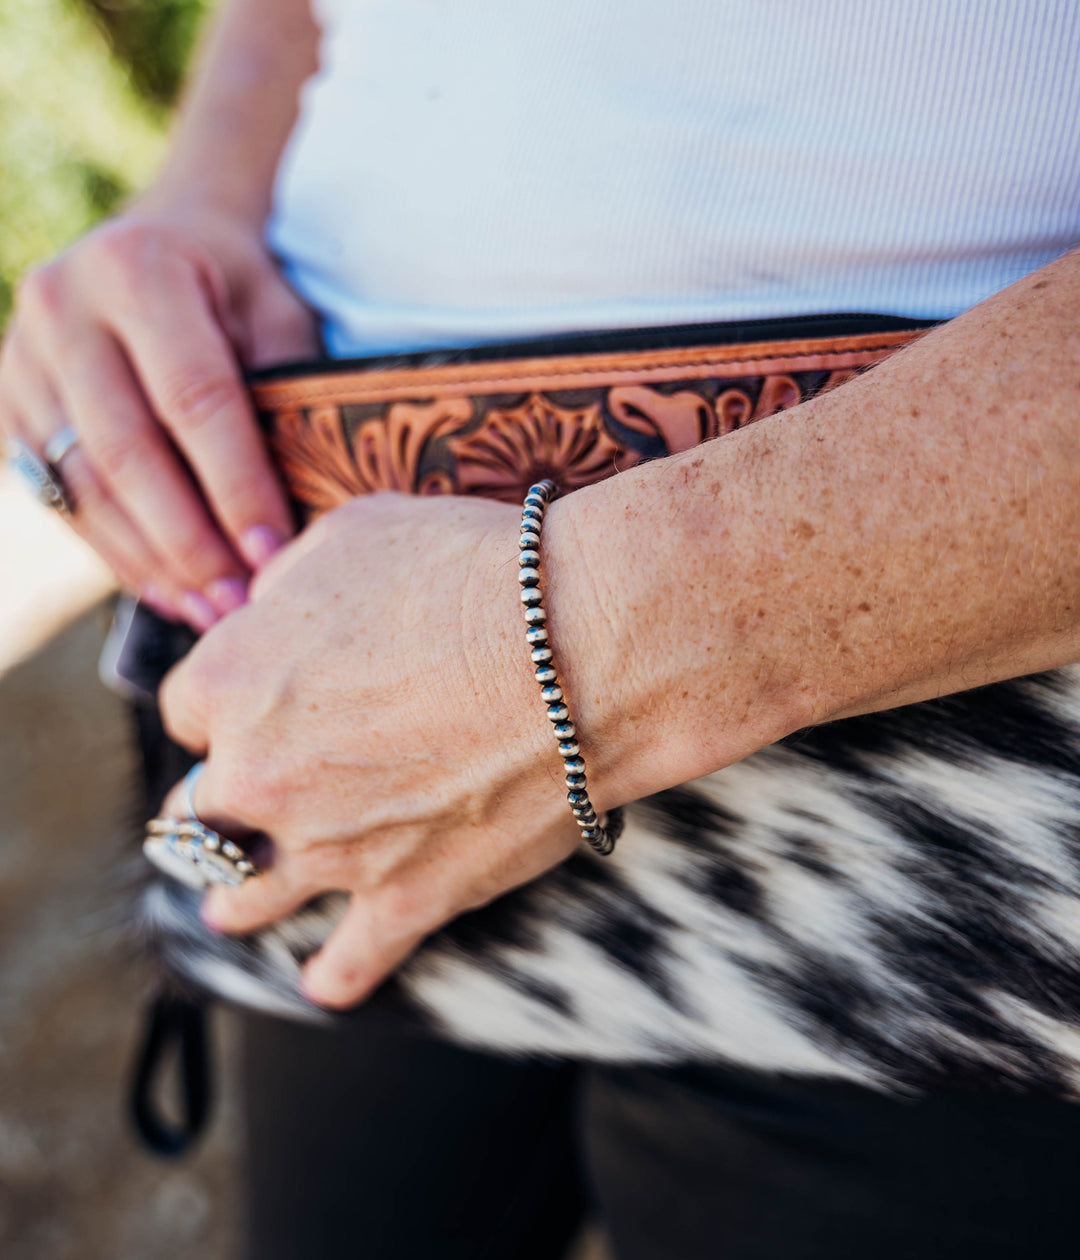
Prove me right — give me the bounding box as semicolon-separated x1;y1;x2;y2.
158;492;602;1008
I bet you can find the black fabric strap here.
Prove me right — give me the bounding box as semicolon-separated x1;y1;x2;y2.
129;991;213;1157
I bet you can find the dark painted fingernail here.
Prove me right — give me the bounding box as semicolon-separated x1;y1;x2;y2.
240;525;287;570
206;576;249;616
180;590;219;633
141;584;179;621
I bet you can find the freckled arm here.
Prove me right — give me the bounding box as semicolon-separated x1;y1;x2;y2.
538;248;1080;805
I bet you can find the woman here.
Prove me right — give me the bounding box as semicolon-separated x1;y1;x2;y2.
4;1;1080;1256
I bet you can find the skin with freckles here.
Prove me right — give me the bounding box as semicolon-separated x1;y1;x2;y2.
159;250;1080;1007
160;492;584;1007
5;0;1080;1009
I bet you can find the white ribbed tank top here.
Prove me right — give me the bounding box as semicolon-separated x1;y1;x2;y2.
268;0;1080;357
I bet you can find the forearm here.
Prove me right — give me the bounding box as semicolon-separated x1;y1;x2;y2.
548;248;1080;805
139;0;320;225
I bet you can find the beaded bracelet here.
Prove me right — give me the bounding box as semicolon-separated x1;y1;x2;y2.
519;480;624;856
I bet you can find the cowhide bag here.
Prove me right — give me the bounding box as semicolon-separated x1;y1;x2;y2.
130;313;1080;1149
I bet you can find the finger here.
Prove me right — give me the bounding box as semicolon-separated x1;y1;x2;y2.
243;274;319;369
55;446;206;621
107;259;294;570
299;889;426;1009
299;856;473;1010
158;653;211;754
4;347;196;621
46;328;249;613
201;860;317;935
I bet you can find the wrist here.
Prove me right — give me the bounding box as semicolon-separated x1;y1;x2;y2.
539;452;814;805
127;184;267;238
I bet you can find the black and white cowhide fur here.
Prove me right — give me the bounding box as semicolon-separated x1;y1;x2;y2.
139;666;1080;1096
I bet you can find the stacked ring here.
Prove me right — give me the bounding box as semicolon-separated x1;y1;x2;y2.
143;761;261;889
5;437;71;514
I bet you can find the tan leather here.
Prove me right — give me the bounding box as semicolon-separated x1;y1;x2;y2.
251;329;923;516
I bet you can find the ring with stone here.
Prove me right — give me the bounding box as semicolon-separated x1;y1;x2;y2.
5;436;71;514
143;761;261;889
143;816;260;890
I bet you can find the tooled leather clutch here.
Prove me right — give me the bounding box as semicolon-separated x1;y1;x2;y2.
248;314;932;520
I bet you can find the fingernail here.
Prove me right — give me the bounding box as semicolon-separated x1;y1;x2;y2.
240;525;287;570
206;576;249;616
141;584;179;622
180;590;219;633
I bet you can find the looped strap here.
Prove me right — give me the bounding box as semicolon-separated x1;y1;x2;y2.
129;992;213;1157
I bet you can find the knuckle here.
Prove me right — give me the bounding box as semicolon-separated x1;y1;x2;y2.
317;958;368;1007
16;265;65;323
376;880;427;935
213;467;268;525
92;221;154;275
158;682;197;746
214;754;283;826
160;640;223;730
184;634;235;700
169;527;224;583
159;372;243;435
91;222;191;306
88;431;144;484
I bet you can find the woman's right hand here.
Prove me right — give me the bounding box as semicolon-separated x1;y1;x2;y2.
0;205;319;629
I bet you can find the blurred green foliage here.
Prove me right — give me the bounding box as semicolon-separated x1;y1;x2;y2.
82;0;211;105
0;0;209;327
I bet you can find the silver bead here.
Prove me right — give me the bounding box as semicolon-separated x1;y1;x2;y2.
522;504;544;523
520;586;543;606
566;773;587;789
553;720;575;739
518;566;541;586
567;790;588;806
519;530;540;549
526;625;549;644
531;645;554;664
534;665;557;683
562;754;585;774
524;606;547;624
540;683;563;702
548;702;570;722
557;738;579;756
576;811;598;828
519;549;540;567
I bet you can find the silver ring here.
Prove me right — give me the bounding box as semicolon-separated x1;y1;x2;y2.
43;424;80;467
180;761;206;821
5;437;71;513
143;816;259;889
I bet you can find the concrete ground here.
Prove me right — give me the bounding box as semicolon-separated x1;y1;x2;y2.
0;469;608;1259
0;468;244;1259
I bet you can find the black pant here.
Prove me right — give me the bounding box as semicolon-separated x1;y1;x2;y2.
240;1006;1080;1260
